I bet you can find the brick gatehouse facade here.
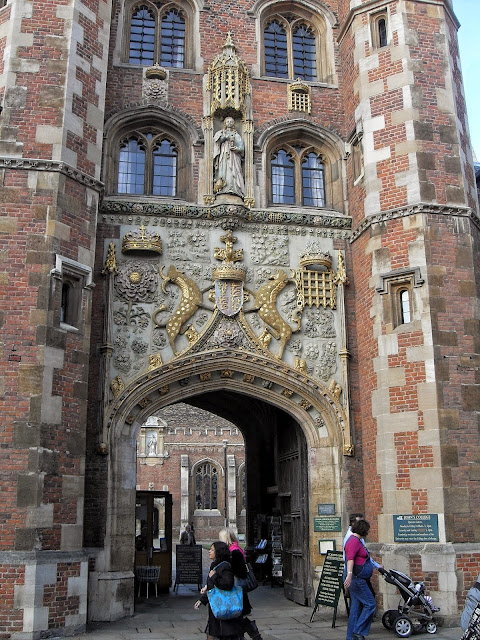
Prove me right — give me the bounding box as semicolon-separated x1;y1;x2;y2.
1;0;480;636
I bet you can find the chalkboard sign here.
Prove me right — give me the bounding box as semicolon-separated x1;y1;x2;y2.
310;550;345;625
174;544;203;590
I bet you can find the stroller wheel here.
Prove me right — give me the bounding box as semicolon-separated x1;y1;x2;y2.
425;621;437;634
382;611;398;630
394;616;413;637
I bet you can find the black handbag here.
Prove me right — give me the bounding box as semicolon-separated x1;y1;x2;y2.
244;562;258;592
235;561;258;592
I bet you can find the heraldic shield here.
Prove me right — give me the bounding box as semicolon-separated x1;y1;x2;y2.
215;280;244;316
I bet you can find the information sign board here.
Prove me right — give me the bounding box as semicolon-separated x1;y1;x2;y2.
318;503;336;515
393;514;439;542
314;516;341;532
174;544;203;590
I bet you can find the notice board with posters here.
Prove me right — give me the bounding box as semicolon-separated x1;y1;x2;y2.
174;544;203;590
310;550;346;625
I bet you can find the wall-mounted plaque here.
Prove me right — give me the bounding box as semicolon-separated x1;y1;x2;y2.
318;503;335;515
393;514;439;542
314;516;341;532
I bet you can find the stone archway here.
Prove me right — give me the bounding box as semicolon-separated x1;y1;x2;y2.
88;349;347;620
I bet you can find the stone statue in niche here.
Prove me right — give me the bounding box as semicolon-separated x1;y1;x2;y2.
147;432;157;456
213;117;245;198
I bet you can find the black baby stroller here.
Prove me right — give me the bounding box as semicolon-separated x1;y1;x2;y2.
379;567;440;637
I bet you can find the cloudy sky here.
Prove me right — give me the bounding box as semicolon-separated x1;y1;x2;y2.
455;0;480;159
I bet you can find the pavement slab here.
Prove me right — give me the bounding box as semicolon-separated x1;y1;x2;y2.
63;584;462;640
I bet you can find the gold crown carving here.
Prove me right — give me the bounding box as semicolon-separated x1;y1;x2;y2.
289;78;310;93
122;226;163;255
212;263;247;281
145;64;167;80
299;251;332;270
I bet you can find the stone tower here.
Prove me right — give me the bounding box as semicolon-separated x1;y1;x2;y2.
0;0;478;636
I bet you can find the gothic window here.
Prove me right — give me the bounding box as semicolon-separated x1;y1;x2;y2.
264;17;317;81
195;462;218;510
399;288;411;325
117;130;177;196
270;145;325;207
292;24;317;81
272;149;294;204
265;20;288;78
371;11;388;48
129;6;156;65
160;8;186;67
302;152;325;206
126;1;191;68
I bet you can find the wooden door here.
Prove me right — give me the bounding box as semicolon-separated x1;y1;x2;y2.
277;422;308;605
135;491;173;593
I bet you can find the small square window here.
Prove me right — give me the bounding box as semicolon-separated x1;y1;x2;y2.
376;268;424;330
51;255;93;332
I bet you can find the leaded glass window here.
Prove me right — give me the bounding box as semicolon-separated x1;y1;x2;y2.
153;139;177;196
129;6;155;65
127;2;189;68
378;18;387;47
270;146;327;207
195;462;218;510
263;15;318;80
292;24;317;81
118;138;146;194
302;152;325;206
160;9;185;67
400;289;411;324
265;20;288;78
272;149;295;204
117;131;177;196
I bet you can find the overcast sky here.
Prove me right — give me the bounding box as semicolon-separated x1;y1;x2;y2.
454;0;480;159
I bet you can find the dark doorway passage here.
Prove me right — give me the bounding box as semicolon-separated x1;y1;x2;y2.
186;390;310;605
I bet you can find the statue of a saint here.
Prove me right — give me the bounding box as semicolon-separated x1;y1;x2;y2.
147;433;157;456
213;117;245;198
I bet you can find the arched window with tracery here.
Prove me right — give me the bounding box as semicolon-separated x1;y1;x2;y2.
195;462;219;510
264;16;317;81
258;2;335;84
270;144;326;207
126;1;192;68
116;130;178;196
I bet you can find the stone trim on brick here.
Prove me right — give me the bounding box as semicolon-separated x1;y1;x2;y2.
0;157;104;191
350;203;479;243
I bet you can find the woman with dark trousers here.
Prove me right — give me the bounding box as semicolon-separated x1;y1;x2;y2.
343;519;379;640
194;541;245;640
219;528;263;640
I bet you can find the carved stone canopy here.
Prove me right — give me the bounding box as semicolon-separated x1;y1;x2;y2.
207;32;250;116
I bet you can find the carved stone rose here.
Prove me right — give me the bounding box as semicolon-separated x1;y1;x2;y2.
115;261;159;302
